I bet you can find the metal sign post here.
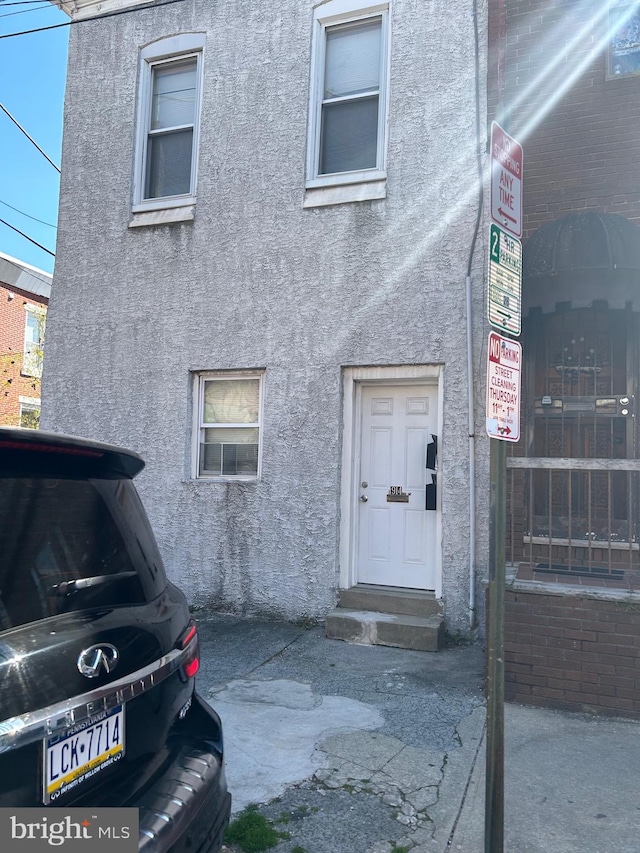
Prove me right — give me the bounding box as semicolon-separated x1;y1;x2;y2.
486;437;506;853
485;123;523;853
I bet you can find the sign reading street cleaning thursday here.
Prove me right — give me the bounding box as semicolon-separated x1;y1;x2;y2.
488;223;522;336
486;331;521;442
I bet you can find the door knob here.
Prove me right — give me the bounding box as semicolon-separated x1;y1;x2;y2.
360;495;368;502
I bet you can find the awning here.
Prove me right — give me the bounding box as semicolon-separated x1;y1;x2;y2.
522;212;640;314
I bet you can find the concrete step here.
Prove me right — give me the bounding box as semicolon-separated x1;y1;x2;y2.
337;585;442;619
325;608;444;652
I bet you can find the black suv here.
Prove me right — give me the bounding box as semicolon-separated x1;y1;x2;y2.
0;428;231;851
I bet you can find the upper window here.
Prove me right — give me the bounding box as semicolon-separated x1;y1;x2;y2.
22;306;45;379
608;4;640;78
307;1;390;189
194;373;264;479
133;34;205;213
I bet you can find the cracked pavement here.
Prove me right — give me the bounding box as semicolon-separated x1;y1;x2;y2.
195;614;485;853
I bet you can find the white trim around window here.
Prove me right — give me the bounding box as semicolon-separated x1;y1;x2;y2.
192;371;265;480
131;33;206;219
306;0;391;196
22;304;45;379
18;397;41;430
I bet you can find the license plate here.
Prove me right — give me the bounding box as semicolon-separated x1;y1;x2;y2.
43;705;125;804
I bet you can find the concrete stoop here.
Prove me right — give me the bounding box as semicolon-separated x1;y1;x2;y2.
325;585;444;652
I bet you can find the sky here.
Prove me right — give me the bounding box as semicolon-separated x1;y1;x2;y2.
0;1;69;275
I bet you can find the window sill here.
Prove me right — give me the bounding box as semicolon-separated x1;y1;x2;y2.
184;477;260;484
129;205;195;228
303;179;386;208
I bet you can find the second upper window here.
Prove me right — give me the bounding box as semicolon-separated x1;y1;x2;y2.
133;34;205;214
307;2;390;189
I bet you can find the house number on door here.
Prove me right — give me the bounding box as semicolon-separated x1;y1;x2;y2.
387;486;411;503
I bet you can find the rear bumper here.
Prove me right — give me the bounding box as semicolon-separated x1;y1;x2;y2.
137;694;231;852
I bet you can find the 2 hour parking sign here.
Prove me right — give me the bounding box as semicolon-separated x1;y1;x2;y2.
488;223;522;336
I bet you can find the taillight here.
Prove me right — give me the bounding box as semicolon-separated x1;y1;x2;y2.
177;620;200;679
0;439;103;457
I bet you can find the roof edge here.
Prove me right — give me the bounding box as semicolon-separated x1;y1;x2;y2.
0;252;52;300
50;0;156;20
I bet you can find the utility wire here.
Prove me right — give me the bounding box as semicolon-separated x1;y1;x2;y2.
0;3;50;20
0;103;60;172
0;217;55;256
0;2;50;8
0;0;188;39
0;198;57;228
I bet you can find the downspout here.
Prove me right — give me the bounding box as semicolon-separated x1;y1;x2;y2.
466;0;485;629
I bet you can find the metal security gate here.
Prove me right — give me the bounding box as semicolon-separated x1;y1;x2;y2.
507;305;640;585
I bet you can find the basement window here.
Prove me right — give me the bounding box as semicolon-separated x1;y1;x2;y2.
193;372;264;479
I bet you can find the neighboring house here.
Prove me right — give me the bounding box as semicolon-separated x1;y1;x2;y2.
43;0;491;641
0;252;50;429
489;0;640;717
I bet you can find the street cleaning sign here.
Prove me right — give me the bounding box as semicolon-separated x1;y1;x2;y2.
486;331;521;442
488;223;522;335
490;121;523;237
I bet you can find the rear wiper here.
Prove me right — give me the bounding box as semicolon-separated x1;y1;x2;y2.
51;572;138;596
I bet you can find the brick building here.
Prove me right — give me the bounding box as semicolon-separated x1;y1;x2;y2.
489;0;640;717
0;252;51;428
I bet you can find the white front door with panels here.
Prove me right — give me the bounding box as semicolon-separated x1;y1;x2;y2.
357;384;437;590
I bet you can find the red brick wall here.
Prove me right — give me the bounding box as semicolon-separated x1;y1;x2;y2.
505;589;640;719
490;1;640;720
0;282;48;427
488;0;640;238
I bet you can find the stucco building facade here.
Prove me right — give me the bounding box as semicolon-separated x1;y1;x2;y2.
44;0;492;636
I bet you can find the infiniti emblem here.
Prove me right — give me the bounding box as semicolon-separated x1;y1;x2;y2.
77;643;120;678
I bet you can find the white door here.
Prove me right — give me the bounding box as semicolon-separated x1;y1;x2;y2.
356;384;437;589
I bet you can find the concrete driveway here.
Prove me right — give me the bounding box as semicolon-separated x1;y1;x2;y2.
195;614;640;853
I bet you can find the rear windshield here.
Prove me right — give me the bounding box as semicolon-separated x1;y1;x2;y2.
0;477;167;630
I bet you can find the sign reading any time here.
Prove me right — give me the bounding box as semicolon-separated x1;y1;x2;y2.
486;331;521;442
488;223;522;336
490;121;523;238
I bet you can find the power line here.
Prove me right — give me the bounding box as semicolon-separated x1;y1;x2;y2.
0;3;50;20
0;0;188;39
0;103;60;172
0;2;50;7
0;198;57;228
0;217;55;257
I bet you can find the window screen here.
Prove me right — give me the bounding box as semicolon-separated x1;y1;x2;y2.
319;18;381;175
198;376;262;477
145;58;197;199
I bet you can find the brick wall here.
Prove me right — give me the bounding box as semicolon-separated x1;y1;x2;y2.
505;588;640;719
0;282;48;427
491;1;640;720
489;0;640;238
